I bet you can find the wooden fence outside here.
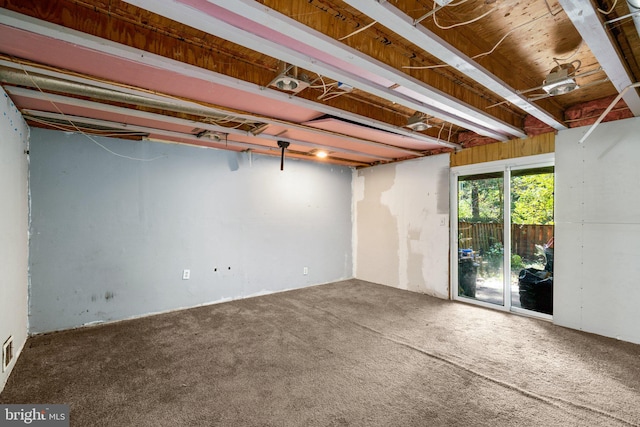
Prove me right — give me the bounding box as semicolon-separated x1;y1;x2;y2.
459;222;554;261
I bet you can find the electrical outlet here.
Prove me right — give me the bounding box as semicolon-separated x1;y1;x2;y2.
303;266;308;275
440;217;447;226
182;269;190;280
2;336;14;372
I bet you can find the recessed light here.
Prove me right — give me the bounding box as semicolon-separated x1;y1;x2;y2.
310;149;330;158
406;112;432;131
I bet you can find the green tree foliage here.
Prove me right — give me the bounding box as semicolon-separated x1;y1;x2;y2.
458;176;503;222
511;173;554;225
458;172;554;225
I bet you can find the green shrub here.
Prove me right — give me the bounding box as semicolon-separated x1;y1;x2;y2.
511;254;523;270
482;243;524;273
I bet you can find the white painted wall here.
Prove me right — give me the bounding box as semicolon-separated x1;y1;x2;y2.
555;116;640;344
0;88;29;393
29;129;353;333
353;154;450;298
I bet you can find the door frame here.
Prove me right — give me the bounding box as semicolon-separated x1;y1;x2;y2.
450;153;554;318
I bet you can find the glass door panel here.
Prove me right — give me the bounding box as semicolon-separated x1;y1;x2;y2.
510;167;555;315
457;172;504;306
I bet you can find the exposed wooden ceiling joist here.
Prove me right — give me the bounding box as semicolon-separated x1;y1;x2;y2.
0;8;454;156
342;0;567;132
2;0;640;168
125;0;524;141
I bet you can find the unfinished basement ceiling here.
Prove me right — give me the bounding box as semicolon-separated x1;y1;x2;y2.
0;0;639;167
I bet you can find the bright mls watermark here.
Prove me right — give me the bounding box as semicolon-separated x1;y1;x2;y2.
0;405;68;426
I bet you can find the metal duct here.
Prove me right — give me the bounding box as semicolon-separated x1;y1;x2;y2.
0;66;246;124
628;0;640;39
1;66;434;158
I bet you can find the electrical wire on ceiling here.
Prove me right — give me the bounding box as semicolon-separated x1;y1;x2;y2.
413;0;469;25
445;0;470;7
17;64;167;162
201;116;258;129
484;66;608;107
435;121;455;145
432;3;496;30
3;55;257;138
308;75;334;94
403;10;554;70
552;40;584;65
25;116;149;138
339;20;377;41
472;12;553;60
308;74;351;101
318;91;348;101
597;0;619;14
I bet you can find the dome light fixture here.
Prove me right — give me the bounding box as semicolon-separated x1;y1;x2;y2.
268;63;309;94
405;112;432;131
274;76;301;91
542;61;580;96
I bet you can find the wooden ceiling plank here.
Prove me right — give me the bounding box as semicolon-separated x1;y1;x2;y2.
342;0;567;132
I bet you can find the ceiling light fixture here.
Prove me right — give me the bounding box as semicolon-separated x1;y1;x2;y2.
542;61;581;96
310;149;329;158
268;63;310;94
405;112;432;131
195;130;226;142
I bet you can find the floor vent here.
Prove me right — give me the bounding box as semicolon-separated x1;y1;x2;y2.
2;336;14;372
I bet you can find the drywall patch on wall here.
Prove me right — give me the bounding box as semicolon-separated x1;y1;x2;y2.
355;154;450;297
555;116;640;344
0;87;29;393
355;165;401;288
406;224;427;293
436;168;449;215
28;129;353;333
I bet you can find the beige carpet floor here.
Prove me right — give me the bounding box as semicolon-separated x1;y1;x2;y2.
1;279;639;426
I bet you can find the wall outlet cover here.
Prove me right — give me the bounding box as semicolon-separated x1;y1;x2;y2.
182;269;190;280
2;336;14;372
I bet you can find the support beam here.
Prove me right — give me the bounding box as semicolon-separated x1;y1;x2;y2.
0;10;455;150
124;0;525;140
558;0;640;115
6;87;405;161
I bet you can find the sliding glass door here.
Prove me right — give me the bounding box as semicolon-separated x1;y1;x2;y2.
510;166;555;315
451;156;554;318
457;172;505;306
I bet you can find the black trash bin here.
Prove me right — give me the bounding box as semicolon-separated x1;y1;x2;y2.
459;258;478;298
518;268;553;314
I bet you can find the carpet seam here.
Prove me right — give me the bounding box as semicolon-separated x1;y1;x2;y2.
301;302;639;427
